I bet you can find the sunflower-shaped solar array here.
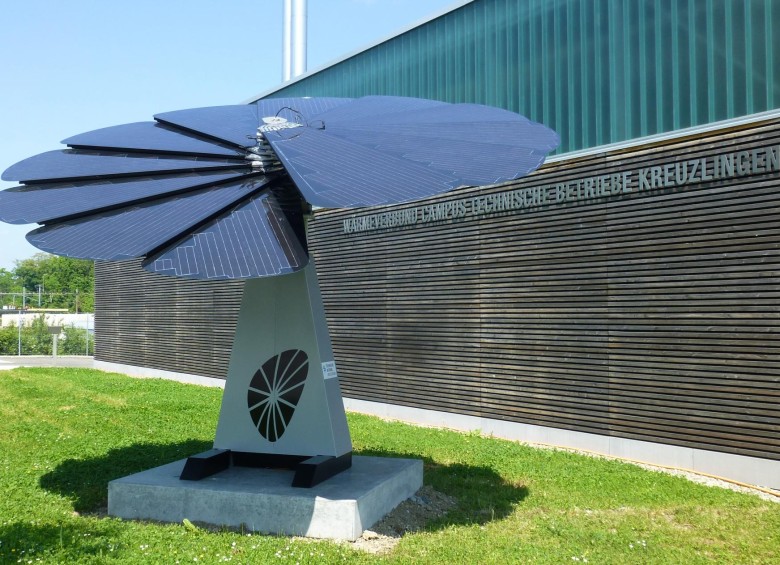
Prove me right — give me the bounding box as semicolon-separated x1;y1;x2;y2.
0;96;559;280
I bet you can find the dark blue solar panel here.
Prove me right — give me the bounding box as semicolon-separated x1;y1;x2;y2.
0;96;559;281
264;97;560;206
317;125;554;185
144;191;307;280
155;99;353;149
146;97;558;208
25;177;272;260
326;120;559;149
63;122;243;158
2;150;246;183
0;170;251;224
267;128;460;208
154;105;261;148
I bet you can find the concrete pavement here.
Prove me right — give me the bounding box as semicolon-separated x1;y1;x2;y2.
0;356;94;370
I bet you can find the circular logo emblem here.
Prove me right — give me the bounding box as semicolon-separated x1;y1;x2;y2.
247;349;309;442
257;116;304;133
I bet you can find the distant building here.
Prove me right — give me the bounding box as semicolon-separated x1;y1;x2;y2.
1;311;94;332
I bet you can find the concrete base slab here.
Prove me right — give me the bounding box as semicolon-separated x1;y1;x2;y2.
108;455;422;540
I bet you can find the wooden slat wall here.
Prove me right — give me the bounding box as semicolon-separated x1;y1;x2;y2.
308;119;780;462
94;118;780;461
94;260;243;378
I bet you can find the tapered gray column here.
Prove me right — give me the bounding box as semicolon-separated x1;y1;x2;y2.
213;261;351;458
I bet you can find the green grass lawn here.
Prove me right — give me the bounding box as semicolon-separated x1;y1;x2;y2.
0;368;778;564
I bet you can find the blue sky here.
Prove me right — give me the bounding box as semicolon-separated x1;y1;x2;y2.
0;0;462;270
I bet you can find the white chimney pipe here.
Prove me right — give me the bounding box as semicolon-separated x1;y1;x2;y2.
283;0;292;82
283;0;307;81
291;0;307;77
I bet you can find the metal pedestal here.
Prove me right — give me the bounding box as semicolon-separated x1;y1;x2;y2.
181;262;352;487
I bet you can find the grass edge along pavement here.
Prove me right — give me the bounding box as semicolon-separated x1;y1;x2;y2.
0;367;778;564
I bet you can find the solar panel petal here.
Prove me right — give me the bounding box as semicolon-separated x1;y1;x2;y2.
2;150;246;184
314;125;554;185
154;105;262;148
325;120;559;150
266;128;460;207
0;170;254;224
63;122;243;158
143;190;308;280
25;177;273;260
154;100;354;149
261;96;559;206
0;95;559;280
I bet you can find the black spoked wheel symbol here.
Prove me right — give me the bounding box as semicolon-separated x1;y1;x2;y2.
247;349;309;442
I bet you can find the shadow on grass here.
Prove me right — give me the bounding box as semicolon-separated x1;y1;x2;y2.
0;520;127;563
40;439;211;512
355;447;529;528
39;440;527;533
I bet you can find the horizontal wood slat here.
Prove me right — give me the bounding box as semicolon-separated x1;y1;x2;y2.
95;260;243;379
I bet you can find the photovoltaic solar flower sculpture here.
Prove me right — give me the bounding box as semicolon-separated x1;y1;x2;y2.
0;96;559;486
0;97;558;276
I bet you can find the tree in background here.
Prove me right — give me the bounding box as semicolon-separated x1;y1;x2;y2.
22;314;52;354
0;316;50;355
62;325;91;355
1;255;94;354
0;324;18;354
11;253;94;312
0;268;19;294
0;315;92;355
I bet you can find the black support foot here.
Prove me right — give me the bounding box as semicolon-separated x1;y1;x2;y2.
179;448;231;480
178;449;353;487
292;453;353;488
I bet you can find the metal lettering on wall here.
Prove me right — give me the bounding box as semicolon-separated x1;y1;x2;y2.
343;145;780;235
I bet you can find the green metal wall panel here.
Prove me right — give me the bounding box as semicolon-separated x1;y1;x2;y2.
261;0;780;154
